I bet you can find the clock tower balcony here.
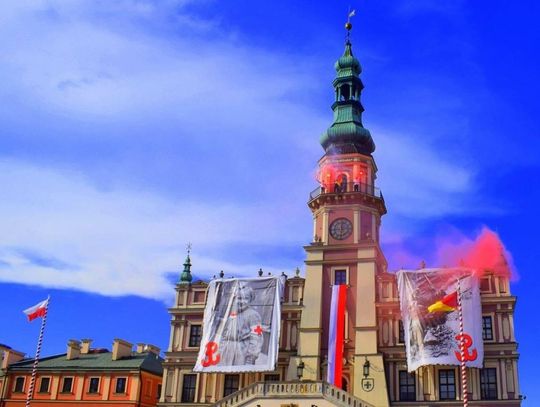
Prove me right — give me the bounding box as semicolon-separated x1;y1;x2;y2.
308;182;387;215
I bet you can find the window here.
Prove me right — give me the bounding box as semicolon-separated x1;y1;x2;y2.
439;370;456;400
157;384;162;399
480;368;498;400
189;325;202;347
115;377;127;394
398;320;405;343
61;377;73;393
39;377;50;393
88;377;100;394
223;374;239;397
482;316;494;340
264;374;280;382
399;371;415;401
14;377;25;393
334;269;347;285
181;374;196;403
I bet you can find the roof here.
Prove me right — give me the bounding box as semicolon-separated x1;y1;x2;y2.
8;351;163;376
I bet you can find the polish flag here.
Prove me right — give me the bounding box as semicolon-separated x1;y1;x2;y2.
23;299;49;322
327;284;347;387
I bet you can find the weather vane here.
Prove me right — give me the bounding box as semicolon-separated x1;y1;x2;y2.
346;7;356;42
186;242;192;255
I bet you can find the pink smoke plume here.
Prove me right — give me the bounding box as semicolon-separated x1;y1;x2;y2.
436;227;517;280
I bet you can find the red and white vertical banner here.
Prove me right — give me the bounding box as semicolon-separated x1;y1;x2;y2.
23;297;50;407
327;284;347;387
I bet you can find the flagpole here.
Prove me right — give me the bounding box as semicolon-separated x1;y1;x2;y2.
456;279;468;407
25;297;49;407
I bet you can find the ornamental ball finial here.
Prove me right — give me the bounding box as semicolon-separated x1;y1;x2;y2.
345;22;352;31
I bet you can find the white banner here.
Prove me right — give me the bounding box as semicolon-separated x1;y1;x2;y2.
396;268;484;372
194;276;282;373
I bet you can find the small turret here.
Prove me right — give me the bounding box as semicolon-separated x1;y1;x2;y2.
179;245;193;284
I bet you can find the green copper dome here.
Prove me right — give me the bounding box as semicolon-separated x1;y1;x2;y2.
321;41;375;155
334;42;361;76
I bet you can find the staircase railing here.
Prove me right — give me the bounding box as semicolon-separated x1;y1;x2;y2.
211;381;375;407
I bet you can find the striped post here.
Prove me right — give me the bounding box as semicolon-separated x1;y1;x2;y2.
456;279;468;407
25;297;49;407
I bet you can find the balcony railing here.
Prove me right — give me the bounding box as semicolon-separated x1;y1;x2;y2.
309;182;383;201
211;381;375;407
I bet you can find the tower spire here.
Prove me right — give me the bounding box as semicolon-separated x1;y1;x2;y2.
320;9;375;156
179;243;193;284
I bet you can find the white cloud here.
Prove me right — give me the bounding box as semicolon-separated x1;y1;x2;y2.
0;160;308;299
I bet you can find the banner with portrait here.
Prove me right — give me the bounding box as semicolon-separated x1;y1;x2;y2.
396;268;484;372
193;276;283;373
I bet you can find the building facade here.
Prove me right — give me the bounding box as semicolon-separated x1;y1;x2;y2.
0;339;163;407
159;34;521;407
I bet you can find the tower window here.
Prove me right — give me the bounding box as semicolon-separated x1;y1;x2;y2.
399;371;416;401
189;324;202;347
482;316;493;341
340;84;351;101
334;269;347;285
480;368;498;400
438;370;456;400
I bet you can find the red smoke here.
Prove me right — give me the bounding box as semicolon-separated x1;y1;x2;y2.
437;227;516;280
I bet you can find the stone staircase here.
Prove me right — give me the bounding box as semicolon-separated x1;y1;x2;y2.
211;381;375;407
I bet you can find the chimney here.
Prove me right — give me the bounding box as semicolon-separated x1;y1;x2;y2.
112;339;132;361
136;343;146;354
143;344;161;356
80;339;93;354
66;340;81;360
1;347;25;369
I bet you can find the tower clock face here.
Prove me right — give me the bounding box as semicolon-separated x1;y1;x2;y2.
329;218;353;240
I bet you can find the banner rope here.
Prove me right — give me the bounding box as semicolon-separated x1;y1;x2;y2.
457;279;468;407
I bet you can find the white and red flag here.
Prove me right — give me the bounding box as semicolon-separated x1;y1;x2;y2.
327;284;347;387
23;299;49;322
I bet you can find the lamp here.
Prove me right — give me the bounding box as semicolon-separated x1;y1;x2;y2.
297;361;305;379
363;358;370;378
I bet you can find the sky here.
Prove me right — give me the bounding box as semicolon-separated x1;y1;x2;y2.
1;0;539;403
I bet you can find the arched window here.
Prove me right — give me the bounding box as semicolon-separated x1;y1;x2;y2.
334;174;348;193
340;84;351;101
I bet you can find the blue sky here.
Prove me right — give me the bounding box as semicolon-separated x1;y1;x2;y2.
1;0;539;403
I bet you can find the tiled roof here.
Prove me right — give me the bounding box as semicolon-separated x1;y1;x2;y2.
8;352;163;376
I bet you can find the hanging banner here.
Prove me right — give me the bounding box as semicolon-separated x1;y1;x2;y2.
327;284;347;387
396;268;483;372
194;276;283;373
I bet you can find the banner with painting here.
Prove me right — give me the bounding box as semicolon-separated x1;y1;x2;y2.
396;268;483;372
194;276;283;372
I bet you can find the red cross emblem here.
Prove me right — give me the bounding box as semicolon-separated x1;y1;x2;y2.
253;325;263;335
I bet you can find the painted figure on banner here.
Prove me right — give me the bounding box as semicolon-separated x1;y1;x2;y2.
396;268;484;372
194;276;283;373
